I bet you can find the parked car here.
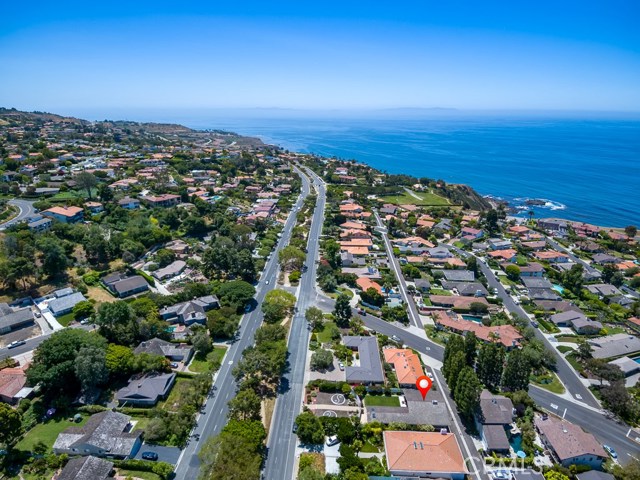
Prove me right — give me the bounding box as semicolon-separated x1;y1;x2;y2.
141;452;158;461
292;422;298;434
530;321;539;328
170;362;179;368
603;445;617;459
326;435;340;447
338;362;345;371
7;340;26;349
391;335;401;342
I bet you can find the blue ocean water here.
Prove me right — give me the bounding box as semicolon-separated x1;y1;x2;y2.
77;109;640;227
187;114;639;227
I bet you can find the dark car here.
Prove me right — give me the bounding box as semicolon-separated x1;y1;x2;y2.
292;422;298;434
141;451;158;461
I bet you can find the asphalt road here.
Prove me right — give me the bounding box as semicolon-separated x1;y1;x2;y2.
372;209;423;329
0;198;36;229
450;245;601;409
262;166;326;480
530;386;640;465
172;168;313;480
0;324;95;360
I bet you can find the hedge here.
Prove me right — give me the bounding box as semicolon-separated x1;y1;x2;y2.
137;270;156;286
112;459;174;480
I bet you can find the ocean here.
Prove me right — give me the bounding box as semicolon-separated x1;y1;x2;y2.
79;109;640;227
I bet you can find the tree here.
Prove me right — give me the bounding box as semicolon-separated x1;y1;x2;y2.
75;346;107;393
198;431;262;480
360;287;384;307
262;289;296;323
105;344;134;376
625;225;638;239
333;293;352;328
469;302;489;315
477;342;505;391
37;236;69;278
207;307;240;339
310;349;334;371
453;366;482;418
586;358;623;385
562;263;584;296
305;306;325;330
485;209;499;233
215;280;255;311
0;403;22;447
75;171;98;198
502;349;531;392
602;263;618;284
228;389;261;421
278;245;306;271
94;301;138;345
505;265;521;282
192;330;213;357
155;249;176;268
444;351;467;393
544;472;570;480
576;339;593;361
72;300;94;321
295;411;325;444
27;329;107;396
464;331;477;367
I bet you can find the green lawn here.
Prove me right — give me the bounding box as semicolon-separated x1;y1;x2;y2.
429;288;452;296
189;346;227;373
117;470;162;480
15;415;88;453
537;318;560;334
364;395;401;407
132;416;151;432
425;325;450;345
530;372;566;394
557;345;575;354
160;377;193;412
56;312;75;327
555;335;580;343
360;441;381;453
379;190;450;206
317;321;339;344
566;353;586;375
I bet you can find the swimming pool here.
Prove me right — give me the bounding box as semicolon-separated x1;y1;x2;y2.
461;315;483;323
552;284;565;295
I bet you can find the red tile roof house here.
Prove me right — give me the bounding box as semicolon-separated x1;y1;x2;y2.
0;365;31;404
534;415;607;469
432;311;522;349
42;206;84;224
357;277;383;295
383;430;468;479
142;194;181;208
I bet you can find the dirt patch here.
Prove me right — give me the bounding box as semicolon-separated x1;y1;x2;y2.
86;286;116;304
300;452;325;475
262;397;276;436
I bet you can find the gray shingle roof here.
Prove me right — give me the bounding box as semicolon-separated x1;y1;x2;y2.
479;390;514;425
57;456;113;480
111;275;148;295
483;424;510;451
342;336;384;384
0;304;34;331
134;337;193;360
441;270;474;282
49;292;86;315
116;373;176;405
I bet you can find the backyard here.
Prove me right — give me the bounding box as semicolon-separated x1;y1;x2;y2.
364;395;401;407
379;190;449;206
188;346;227;373
15;414;88;453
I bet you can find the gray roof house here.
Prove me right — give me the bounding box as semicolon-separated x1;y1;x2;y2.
576;471;615;480
342;336;385;385
56;456;114;480
134;337;194;362
586;284;623;297
476;390;514;453
521;277;553;290
608;356;640;378
48;291;87;317
152;260;187;281
116;373;176;407
588;333;640;359
414;278;431;292
549;310;588;327
592;253;618;264
101;272;149;298
0;303;35;334
442;281;489;297
441;270;475;282
159;295;219;325
53;411;142;459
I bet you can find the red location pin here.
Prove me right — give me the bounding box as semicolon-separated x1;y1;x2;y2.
416;375;433;400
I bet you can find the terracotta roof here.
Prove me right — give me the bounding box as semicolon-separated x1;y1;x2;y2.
43;206;83;217
0;367;27;399
357;277;382;294
383;349;424;385
488;249;518;259
432;311;522;348
384;431;467;474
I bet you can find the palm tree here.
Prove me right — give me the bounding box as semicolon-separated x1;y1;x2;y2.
528;210;535;224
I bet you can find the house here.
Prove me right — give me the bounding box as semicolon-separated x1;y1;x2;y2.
588;333;640;359
380;204;397;215
517;263;545;278
488;238;512;250
414;279;431;293
592;253;618;265
432;311;521;349
383;348;424;387
429;295;489;310
356;277;383;295
571;318;603;335
383;431;467;479
522;277;553;290
441;270;474;282
159;295;219;325
476;390;514;454
26;215;53;232
441;281;488;297
134;337;194;362
534;415;607;468
586;284;623;298
116;373;176;407
55;456;114;480
142;193;181;208
48;290;87;317
0;366;33;404
427;246;452;259
461;227;483;240
153;260;187;281
101;273;149;298
342;336;385;385
53;411;142;459
0;303;35;334
537;219;568;235
533;250;570;263
521;240;547;251
488;249;518;262
118;196;140;209
608;357;640;378
42;206;84;224
84;201;104;214
576;472;615;480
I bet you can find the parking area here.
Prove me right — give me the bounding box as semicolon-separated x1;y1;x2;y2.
308;357;346;383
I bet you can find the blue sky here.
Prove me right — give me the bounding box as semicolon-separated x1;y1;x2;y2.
1;1;639;112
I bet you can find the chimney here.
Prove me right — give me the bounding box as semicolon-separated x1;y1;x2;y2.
420;442;424;450
414;441;417;449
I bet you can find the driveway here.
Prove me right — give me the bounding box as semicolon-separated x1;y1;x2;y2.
133;444;181;465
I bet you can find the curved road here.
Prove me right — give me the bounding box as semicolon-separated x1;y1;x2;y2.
0;199;36;229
